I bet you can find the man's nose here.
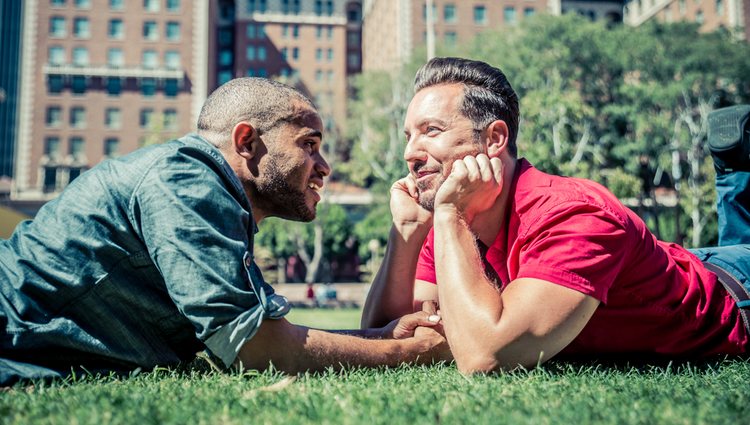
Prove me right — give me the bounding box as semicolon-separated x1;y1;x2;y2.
404;137;427;163
315;153;331;177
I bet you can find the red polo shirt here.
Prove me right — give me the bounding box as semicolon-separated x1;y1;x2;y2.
416;159;748;357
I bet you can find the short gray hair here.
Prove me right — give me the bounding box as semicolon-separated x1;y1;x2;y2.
197;78;314;148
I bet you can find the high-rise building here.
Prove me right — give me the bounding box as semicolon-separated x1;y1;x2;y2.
208;0;362;154
0;1;25;179
14;0;209;199
624;0;749;39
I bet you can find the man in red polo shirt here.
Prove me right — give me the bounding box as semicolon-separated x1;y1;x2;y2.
362;57;750;373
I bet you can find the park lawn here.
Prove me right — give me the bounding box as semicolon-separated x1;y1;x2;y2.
2;309;750;425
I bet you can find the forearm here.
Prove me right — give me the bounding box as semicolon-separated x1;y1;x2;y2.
433;211;506;372
361;224;428;328
237;319;434;374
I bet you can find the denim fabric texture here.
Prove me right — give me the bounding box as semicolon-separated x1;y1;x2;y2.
0;134;289;386
715;171;750;246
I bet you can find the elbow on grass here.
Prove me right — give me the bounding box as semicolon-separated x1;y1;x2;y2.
454;352;500;375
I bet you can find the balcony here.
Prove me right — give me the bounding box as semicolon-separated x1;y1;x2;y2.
43;64;184;80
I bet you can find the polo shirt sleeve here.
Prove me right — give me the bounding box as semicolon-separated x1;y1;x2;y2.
130;148;288;368
415;228;437;284
514;201;630;303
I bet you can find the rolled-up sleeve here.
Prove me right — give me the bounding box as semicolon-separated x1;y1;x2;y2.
130;145;289;367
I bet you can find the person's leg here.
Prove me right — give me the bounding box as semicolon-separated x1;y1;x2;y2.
708;105;750;245
691;246;750;331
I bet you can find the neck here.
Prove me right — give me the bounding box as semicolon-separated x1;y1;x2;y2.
219;145;268;224
470;156;517;247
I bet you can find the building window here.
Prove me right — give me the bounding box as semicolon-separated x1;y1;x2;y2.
73;17;90;38
246;68;255;77
74;0;90;8
104;138;119;157
143;21;158;41
247;0;267;13
42;166;59;192
142;50;158;69
445;31;457;46
327;48;333;62
444;4;457;23
76;72;97;93
247;23;256;39
219;49;233;66
166;0;180;12
679;0;686;14
164;109;178;130
48;75;64;94
316;25;323;39
218;71;232;85
292;47;299;60
315;0;323;15
141;78;157;97
327;70;334;82
46;106;62;127
107;77;122;96
109;19;124;39
109;0;124;10
164;79;179;97
165;51;181;69
45;137;61;160
324;0;333;15
347;6;361;22
474;5;487;24
282;24;289;38
422;4;438;22
281;47;288;59
258;46;267;60
316;48;323;62
69;137;85;160
48;46;65;65
219;28;233;46
105;108;121;129
140;108;154;128
50;16;66;38
716;0;724;15
315;69;323;81
68;167;84;182
51;0;66;7
166;21;180;41
347;53;360;68
696;9;704;24
504;7;517;25
246;46;256;60
292;24;299;38
257;68;268;77
524;8;535;17
70;106;86;128
108;48;124;67
72;47;89;66
144;0;159;12
327;26;333;39
347;31;359;45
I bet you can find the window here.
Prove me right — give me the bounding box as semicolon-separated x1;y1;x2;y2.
70;106;86;128
142;50;158;69
247;0;267;13
257;68;267;77
165;51;181;69
258;46;267;60
164;79;179;97
423;4;437;21
524;8;535;17
49;46;65;65
347;6;360;22
717;0;724;15
50;16;66;38
141;78;157;97
247;24;256;39
327;48;333;62
51;0;66;7
140;108;154;128
327;70;334;82
347;53;360;68
220;28;233;46
347;31;359;45
315;70;323;81
109;0;124;10
74;0;90;8
144;0;159;12
73;17;90;38
316;25;323;39
474;5;487;24
72;47;89;66
164;109;178;130
218;71;232;85
445;31;457;46
315;0;323;15
679;0;686;14
108;48;124;67
109;19;124;39
46;106;62;127
246;68;255;77
281;47;288;59
246;46;256;60
166;0;180;12
327;26;333;39
166;22;180;41
292;25;299;38
282;24;289;38
43;166;59;192
105;108;121;129
48;75;64;94
280;68;290;77
104;138;119;157
106;77;121;96
696;9;704;24
69;137;85;160
444;4;456;23
292;47;299;60
324;0;333;15
45;137;61;160
316;48;323;62
219;49;233;66
256;24;266;38
504;7;517;25
68;167;83;182
143;21;158;40
71;78;85;97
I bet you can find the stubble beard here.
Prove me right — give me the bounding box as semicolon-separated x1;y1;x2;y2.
415;170;445;212
254;154;316;222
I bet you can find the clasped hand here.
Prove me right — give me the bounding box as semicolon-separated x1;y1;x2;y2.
434;154;504;223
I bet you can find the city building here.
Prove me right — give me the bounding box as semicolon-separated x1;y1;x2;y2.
13;0;209;200
0;1;25;179
624;0;749;39
362;0;622;73
208;0;362;159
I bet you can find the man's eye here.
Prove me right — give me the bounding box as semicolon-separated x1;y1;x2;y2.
426;126;441;135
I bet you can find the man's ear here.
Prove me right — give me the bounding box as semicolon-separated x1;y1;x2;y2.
485;120;509;158
231;122;258;159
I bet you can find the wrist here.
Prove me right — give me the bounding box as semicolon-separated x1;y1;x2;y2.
391;222;431;243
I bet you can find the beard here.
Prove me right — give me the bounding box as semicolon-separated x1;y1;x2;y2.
252;153;316;222
415;166;446;212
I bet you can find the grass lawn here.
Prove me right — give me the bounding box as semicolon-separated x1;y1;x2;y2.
2;309;750;425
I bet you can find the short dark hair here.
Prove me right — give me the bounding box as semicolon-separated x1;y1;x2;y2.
197;77;314;148
414;57;519;157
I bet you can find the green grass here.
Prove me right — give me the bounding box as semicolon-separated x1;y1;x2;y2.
286;307;362;330
2;309;750;425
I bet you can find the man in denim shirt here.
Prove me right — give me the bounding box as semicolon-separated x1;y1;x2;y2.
0;78;448;385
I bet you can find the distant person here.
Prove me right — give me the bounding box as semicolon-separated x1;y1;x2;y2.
362;57;750;373
0;78;448;386
306;283;315;306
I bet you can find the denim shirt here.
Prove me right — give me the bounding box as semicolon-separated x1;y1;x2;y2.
0;134;289;385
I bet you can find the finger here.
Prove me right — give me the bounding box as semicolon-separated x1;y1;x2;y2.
490;157;503;184
422;300;438;315
476;154;493;182
449;159;468;180
404;175;419;198
410;311;441;326
461;155;480;181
